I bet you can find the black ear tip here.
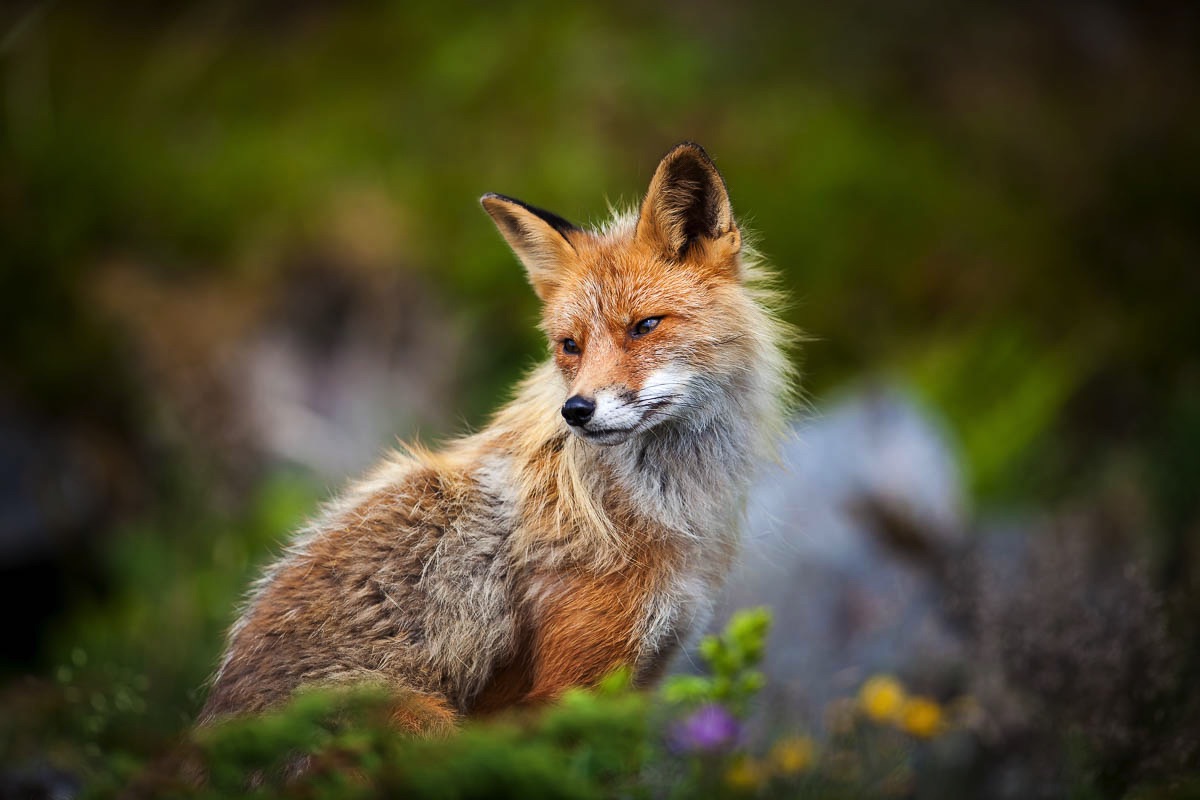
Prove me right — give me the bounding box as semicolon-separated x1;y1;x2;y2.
479;193;579;241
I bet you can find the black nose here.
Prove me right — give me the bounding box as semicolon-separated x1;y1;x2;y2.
561;395;596;426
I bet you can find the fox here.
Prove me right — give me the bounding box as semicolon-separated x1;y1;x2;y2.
199;142;794;733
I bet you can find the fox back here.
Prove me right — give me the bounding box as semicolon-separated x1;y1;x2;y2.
201;143;794;732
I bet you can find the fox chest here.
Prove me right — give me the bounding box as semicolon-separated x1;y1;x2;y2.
472;559;710;711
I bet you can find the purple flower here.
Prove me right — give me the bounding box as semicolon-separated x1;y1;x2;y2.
669;704;741;753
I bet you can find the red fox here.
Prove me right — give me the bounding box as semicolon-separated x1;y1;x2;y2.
200;143;794;732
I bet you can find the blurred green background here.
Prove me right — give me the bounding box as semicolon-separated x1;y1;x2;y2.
1;0;1198;792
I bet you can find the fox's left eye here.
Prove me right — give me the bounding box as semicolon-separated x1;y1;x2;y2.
632;316;662;337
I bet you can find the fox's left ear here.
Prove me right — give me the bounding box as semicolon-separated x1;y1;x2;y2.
481;193;579;301
637;142;740;262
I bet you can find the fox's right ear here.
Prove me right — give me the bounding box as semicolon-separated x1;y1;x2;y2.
481;193;579;301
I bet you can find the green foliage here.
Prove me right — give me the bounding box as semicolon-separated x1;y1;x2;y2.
171;631;711;799
147;613;775;799
9;564;1200;799
7;2;1194;493
184;683;649;799
23;612;768;799
662;608;770;716
0;474;320;786
902;325;1089;500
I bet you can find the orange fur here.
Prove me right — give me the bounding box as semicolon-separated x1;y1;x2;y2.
388;692;458;736
202;143;794;733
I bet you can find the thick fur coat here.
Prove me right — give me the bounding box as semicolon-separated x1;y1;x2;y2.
200;143;793;732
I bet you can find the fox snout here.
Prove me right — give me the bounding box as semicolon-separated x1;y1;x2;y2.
561;395;596;426
559;383;641;443
558;366;698;446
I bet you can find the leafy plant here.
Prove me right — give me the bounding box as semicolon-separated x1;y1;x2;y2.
661;608;770;716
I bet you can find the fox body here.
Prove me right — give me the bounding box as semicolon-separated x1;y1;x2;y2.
201;143;793;731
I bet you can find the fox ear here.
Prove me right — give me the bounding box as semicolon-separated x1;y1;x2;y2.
637;142;739;260
481;193;579;301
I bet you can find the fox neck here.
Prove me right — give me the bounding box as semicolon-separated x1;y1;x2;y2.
595;375;764;539
495;354;785;569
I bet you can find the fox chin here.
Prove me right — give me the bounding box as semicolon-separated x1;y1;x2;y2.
200;142;795;734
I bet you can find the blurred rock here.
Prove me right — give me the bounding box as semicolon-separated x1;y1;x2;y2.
234;258;463;480
703;385;968;728
91;256;463;484
698;386;1197;795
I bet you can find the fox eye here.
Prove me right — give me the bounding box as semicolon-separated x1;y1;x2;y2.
632;317;662;337
562;338;581;355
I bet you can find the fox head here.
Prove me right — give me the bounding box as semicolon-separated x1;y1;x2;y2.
482;142;766;446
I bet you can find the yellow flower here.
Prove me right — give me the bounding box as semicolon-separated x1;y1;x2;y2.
858;675;907;723
725;755;766;792
769;736;815;775
899;696;944;739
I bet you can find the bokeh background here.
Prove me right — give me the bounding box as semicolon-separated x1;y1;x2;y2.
2;1;1198;797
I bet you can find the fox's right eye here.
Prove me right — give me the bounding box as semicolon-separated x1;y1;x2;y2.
562;338;581;355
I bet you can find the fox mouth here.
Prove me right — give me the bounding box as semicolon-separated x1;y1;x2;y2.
567;393;688;445
577;426;637;445
573;405;675;445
